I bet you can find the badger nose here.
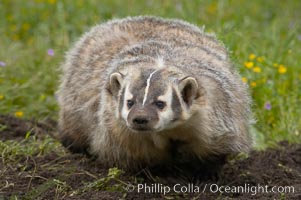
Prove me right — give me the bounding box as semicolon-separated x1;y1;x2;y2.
133;117;149;125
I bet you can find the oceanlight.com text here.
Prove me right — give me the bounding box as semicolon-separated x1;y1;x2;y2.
124;183;295;196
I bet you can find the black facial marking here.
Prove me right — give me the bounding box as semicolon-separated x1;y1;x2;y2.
130;72;149;103
171;88;182;121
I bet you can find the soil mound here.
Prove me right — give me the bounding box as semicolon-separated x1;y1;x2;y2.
0;114;300;199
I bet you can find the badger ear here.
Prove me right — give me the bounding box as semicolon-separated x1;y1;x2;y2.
178;76;198;107
109;72;123;97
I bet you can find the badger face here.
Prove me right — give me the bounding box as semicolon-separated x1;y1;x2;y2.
109;66;199;133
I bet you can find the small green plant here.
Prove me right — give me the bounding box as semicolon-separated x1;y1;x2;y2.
53;179;72;198
70;167;131;195
0;134;63;164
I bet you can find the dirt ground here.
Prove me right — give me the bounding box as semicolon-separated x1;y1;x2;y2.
0;114;300;200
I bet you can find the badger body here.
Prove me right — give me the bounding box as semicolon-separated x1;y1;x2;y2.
57;16;252;169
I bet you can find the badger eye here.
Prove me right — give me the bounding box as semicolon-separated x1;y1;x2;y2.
154;100;166;110
127;100;134;109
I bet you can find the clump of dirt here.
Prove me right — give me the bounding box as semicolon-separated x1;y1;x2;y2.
0;114;300;199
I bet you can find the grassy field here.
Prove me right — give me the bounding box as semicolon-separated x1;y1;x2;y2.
0;0;300;148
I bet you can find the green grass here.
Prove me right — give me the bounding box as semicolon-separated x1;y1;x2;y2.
0;134;64;164
0;0;300;147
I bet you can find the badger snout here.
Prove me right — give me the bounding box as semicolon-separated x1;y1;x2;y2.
127;108;158;132
133;116;149;125
131;115;151;131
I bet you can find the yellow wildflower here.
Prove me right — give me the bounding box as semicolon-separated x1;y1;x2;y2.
253;66;262;73
0;95;4;100
22;23;30;31
248;54;256;60
256;56;264;63
250;82;257;87
244;61;254;69
241;77;248;83
48;0;57;4
278;65;287;74
15;111;24;118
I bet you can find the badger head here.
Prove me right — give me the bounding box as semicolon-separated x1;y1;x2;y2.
108;63;201;133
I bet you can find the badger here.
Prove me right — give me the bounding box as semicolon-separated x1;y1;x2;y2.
57;16;253;170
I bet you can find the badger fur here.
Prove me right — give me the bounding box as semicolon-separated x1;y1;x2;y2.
57;16;253;170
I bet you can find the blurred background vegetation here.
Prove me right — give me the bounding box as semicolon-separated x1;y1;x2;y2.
0;0;300;148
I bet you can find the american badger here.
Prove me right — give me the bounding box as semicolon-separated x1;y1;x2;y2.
57;16;252;169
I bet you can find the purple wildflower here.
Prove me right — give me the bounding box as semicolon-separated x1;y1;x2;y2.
0;61;6;67
47;49;54;56
264;102;272;110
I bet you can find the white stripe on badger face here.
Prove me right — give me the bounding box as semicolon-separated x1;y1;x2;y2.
121;84;133;126
154;86;174;131
142;57;165;106
142;69;159;106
